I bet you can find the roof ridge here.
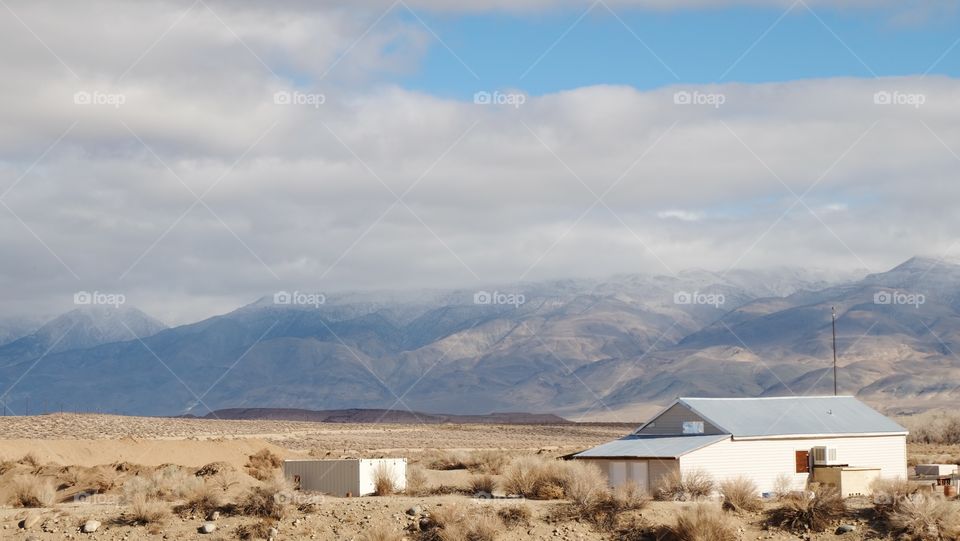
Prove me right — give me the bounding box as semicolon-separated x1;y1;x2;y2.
680;395;855;401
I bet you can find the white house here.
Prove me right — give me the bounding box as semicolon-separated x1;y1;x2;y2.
284;458;406;497
573;396;908;496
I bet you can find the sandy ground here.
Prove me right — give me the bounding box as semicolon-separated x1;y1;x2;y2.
0;413;953;540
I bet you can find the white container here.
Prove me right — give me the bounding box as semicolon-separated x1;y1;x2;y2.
283;458;406;497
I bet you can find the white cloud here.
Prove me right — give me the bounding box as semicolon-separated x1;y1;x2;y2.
1;1;959;323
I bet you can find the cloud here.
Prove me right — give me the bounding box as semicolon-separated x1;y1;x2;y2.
0;1;959;324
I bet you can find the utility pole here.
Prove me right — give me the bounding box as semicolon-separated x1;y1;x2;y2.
832;306;838;396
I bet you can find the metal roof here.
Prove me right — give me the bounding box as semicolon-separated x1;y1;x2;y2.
677;396;908;438
573;434;729;459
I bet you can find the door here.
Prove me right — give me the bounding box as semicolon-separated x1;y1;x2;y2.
609;461;627;487
795;450;810;473
628;461;649;492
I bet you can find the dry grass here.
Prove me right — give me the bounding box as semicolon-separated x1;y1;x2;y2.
771;473;794;500
236;520;274;540
360;522;405;541
173;480;222;517
886;493;960;541
7;474;56;507
654;469;715;501
497;503;532;528
418;505;500;541
577;485;648;532
501;456;570;500
901;411;960;444
563;461;607;508
245;448;283;481
871;477;919;516
406;464;429;496
425;449;511;475
467;474;497;496
373;464;397;496
235;477;293;520
768;485;846;533
121;492;171;526
719;477;762;513
663;502;737;541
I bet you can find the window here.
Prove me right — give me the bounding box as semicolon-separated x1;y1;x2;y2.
682;421;704;434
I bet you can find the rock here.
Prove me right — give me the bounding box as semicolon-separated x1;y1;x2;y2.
20;515;43;530
835;524;856;534
81;520;101;533
206;510;220;521
199;522;217;534
406;505;422;516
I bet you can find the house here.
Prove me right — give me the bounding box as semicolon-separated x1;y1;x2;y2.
283;458;406;497
573;396;907;496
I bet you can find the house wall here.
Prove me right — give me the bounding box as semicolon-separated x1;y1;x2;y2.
635;403;724;436
678;434;907;494
578;458;679;493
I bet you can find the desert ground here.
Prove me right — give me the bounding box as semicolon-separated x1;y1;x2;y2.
0;414;957;541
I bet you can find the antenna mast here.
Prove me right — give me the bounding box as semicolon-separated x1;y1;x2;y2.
832;306;838;396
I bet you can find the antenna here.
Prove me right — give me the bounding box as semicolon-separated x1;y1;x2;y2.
832;306;838;396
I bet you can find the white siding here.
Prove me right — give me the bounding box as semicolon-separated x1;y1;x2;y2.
679;435;907;495
284;458;406;497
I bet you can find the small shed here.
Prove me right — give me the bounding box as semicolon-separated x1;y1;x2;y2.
283;458;406;497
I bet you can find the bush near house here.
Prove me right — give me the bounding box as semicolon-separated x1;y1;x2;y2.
768;485;846;533
655;469;715;501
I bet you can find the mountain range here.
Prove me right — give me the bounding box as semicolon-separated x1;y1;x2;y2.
0;257;956;420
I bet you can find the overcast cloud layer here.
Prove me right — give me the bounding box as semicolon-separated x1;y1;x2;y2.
1;0;959;324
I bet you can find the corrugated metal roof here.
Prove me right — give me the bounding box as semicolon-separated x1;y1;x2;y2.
678;396;908;438
573;434;729;459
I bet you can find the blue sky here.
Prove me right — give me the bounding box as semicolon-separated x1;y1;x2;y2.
393;5;960;97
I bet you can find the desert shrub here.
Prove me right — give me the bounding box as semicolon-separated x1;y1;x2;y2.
563;461;607;508
246;449;283;481
122;492;171;526
501;456;569;500
213;471;238;492
886;493;960;541
579;488;648;532
871;477;919;516
236;520;274;540
373;464;396;496
654;469;715;501
497;503;532;528
174;480;222;517
771;473;794;500
418;505;500;541
768;485;846;532
406;465;429;496
664;503;737;541
901;411;960;444
427;451;470;471
467;450;510;475
19;452;41;471
7;475;55;507
719;476;762;513
236;477;292;520
152;464;201;499
467;474;497;496
360;522;405;541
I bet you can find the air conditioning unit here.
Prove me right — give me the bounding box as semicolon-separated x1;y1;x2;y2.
811;446;841;466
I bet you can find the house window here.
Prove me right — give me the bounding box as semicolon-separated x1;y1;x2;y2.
682;421;704;434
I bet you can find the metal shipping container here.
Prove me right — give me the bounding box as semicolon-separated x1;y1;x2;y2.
283;458;406;497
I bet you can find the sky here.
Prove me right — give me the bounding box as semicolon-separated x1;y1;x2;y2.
1;0;960;324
